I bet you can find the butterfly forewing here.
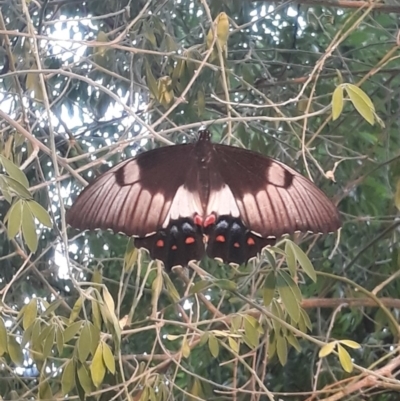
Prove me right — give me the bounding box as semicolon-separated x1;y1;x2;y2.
67;143;199;237
212;143;340;238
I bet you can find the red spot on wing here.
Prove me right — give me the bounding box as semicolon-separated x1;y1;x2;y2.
247;237;255;246
203;214;216;227
156;239;164;248
194;215;203;226
216;235;225;243
234;242;240;248
171;245;177;250
185;237;195;244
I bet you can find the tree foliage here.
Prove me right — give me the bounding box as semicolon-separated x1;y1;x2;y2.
0;0;399;400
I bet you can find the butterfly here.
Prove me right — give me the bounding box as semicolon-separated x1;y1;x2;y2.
67;129;341;270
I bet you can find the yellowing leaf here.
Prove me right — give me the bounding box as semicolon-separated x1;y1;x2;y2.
332;86;344;121
69;297;83;323
0;318;8;356
6;200;23;239
91;343;106;388
181;338;191;358
338;343;353;373
207;12;230;50
319;341;336;358
208;334;219;358
228;336;239;353
23;298;37;330
102;287;115;315
345;84;375;125
339;339;361;349
102;342;115;374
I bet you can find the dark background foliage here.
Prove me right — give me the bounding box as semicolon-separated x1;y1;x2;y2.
0;0;399;400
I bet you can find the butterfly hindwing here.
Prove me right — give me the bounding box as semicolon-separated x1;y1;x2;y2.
205;216;274;265
135;218;204;270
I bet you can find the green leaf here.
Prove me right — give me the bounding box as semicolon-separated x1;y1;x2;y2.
286;240;316;282
43;299;63;316
56;326;64;355
276;334;287;365
21;203;38;252
299;308;312;332
26;200;52;227
280;270;302;302
0;155;29;188
62;359;75;395
162;271;181;303
189;280;211;294
39;378;53;400
214;279;237;291
277;272;300;322
77;363;92;394
332;86;344;120
88;321;100;357
263;272;276;306
319;341;336;358
23;298;37;330
123;239;137;272
0;317;8;356
77;322;92;363
338;343;353;373
345;84;375;125
145;60;159;100
91;299;102;331
2;176;31;198
90;343;106;388
208;334;219;358
6;199;23;239
102;342;115;374
42;325;55;359
339;339;361;349
64;321;82;343
0;175;12;203
286;332;301;352
8;336;24;366
285;240;296;276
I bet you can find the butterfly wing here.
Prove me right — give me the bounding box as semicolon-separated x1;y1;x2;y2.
67;144;190;236
211;143;341;240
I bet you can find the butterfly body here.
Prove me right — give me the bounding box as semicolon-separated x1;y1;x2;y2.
67;130;340;270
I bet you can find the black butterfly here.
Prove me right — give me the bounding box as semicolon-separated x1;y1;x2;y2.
67;129;340;270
